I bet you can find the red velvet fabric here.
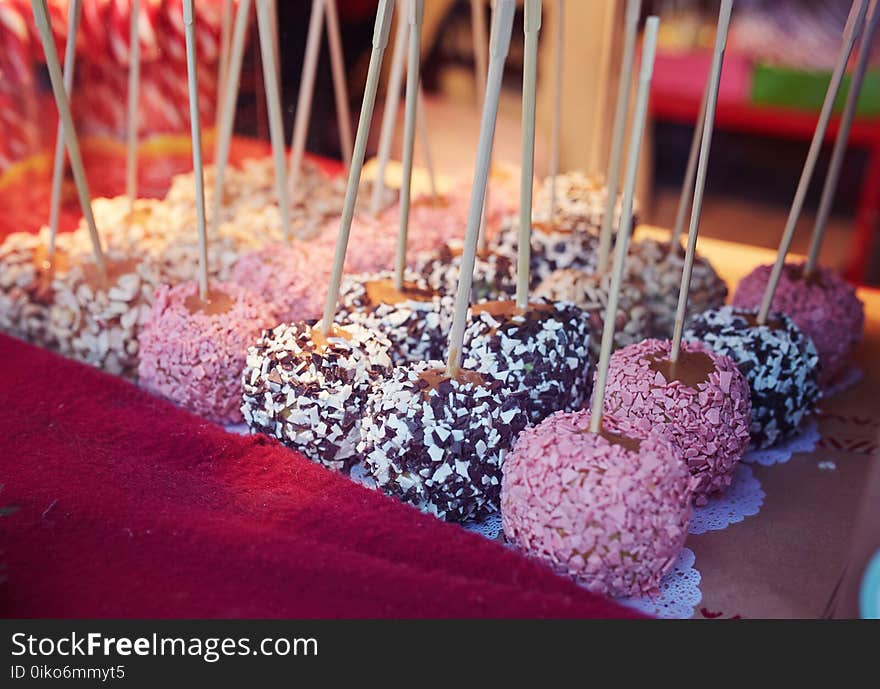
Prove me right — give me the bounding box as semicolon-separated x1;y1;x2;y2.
0;334;639;619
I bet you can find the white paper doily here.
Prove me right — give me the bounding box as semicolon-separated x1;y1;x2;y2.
618;548;702;619
825;366;863;398
463;512;503;540
742;419;820;466
224;422;250;435
689;464;764;535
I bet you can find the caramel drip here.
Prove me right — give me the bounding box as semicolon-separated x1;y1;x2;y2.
32;245;71;274
648;350;715;388
532;219;575;235
576;423;643;452
126;207;153;226
739;311;784;331
598;428;642;453
442;244;492;260
31;246;70;301
308;323;354;349
417;367;484;396
411;194;451;209
185;288;235;315
784;263;825;288
471;299;554;319
363;278;436;307
81;257;140;290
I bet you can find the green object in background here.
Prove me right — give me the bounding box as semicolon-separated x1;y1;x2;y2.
751;63;880;117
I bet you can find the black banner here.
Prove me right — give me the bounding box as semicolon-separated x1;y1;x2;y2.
0;619;872;685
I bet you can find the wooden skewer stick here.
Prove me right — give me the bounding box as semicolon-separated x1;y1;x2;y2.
589;0;617;175
471;0;491;252
446;0;516;376
596;0;641;274
32;0;105;280
589;16;659;434
321;0;395;333
669;80;709;252
209;0;251;239
214;0;234;163
394;0;425;290
370;0;408;217
805;0;879;276
126;0;141;210
269;0;280;86
256;0;293;241
288;0;326;197
183;0;209;300
416;82;438;200
325;0;354;170
470;0;489;108
670;0;732;363
47;0;82;261
758;0;868;323
547;0;563;223
516;0;541;311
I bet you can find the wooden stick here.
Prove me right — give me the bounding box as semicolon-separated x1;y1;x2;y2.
288;0;325;196
446;0;516;375
416;82;438;199
209;0;251;239
183;0;209;300
670;0;731;362
758;0;868;324
126;0;141;209
321;0;395;333
596;0;640;273
806;0;879;276
670;79;708;252
256;0;293;241
32;0;105;280
589;0;617;175
471;0;491;252
394;0;425;290
47;0;81;261
269;0;280;87
325;0;354;170
589;16;658;434
548;0;563;223
516;0;541;310
370;0;407;217
470;0;488;108
214;0;234;163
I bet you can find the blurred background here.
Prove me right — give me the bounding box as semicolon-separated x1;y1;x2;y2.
1;0;878;282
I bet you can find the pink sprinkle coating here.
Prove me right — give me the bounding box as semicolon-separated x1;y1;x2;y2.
314;214;399;275
732;262;864;389
232;242;334;323
602;338;751;504
138;280;275;424
501;409;693;598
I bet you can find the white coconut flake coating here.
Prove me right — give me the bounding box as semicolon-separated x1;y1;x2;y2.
84;196;169;253
533;171;632;233
494;217;599;287
0;228;90;347
359;361;529;522
242;321;393;471
334;270;455;364
462;300;593;424
627;238;727;339
534;267;652;359
685;306;821;449
414;240;517;304
47;251;161;378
